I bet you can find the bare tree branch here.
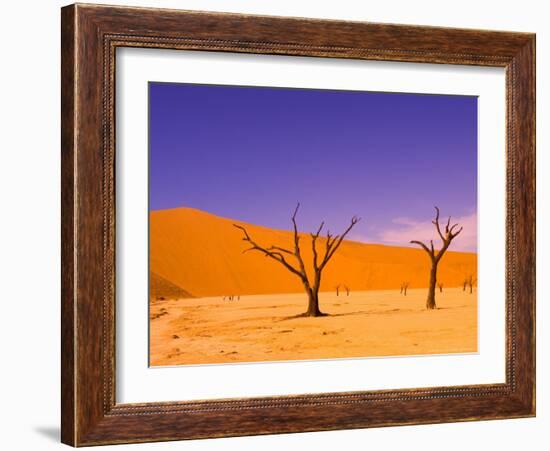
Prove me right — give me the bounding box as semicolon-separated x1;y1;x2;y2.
412;206;464;262
290;203;310;288
324;230;335;259
310;221;324;271
311;221;325;239
432;206;446;242
410;240;433;257
233;224;304;280
267;245;294;255
445;215;451;234
320;216;360;268
450;225;463;239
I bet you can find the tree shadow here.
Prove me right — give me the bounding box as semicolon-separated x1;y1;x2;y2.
277;310;383;320
277;312;329;321
328;310;376;318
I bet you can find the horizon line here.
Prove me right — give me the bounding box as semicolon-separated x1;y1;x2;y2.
149;205;478;255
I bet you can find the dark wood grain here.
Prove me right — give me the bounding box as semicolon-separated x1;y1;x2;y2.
60;5;76;445
61;3;536;446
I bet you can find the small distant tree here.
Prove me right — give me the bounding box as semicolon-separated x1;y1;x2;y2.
234;203;360;317
462;278;468;291
336;285;340;296
437;282;444;293
467;275;476;294
411;207;463;310
344;285;350;296
400;282;409;296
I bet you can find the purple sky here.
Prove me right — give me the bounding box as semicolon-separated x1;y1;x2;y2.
149;82;478;251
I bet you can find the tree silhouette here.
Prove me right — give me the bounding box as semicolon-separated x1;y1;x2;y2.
467;274;476;294
234;203;360;317
411;207;463;309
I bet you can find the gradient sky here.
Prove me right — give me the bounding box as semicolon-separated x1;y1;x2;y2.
149;82;478;251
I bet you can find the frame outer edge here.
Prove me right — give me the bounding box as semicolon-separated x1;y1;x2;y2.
531;35;536;417
60;3;536;446
514;35;536;415
61;4;77;447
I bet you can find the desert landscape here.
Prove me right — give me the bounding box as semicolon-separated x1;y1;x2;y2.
149;207;478;366
147;83;479;367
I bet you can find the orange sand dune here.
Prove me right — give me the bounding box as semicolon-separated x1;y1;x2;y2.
150;207;477;298
150;271;194;300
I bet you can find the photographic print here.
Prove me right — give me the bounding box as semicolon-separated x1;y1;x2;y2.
148;82;478;367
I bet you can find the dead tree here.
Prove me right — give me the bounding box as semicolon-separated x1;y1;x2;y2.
234;203;360;317
344;285;350;296
336;285;340;296
467;275;476;294
437;282;444;293
400;282;409;296
411;207;463;310
462;278;468;291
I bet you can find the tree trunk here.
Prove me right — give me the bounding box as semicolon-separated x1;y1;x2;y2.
426;263;437;309
305;288;323;317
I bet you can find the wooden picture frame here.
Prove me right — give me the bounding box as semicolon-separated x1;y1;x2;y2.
61;3;535;446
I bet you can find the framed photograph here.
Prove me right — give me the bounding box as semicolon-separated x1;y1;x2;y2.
61;3;535;446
